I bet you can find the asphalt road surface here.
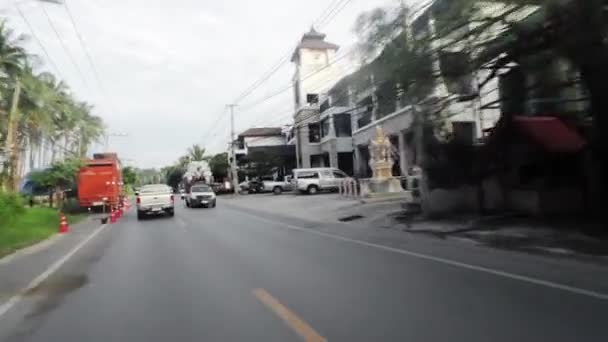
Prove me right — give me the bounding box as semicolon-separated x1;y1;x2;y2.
0;200;607;341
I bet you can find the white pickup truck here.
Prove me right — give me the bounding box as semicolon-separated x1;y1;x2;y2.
136;184;175;220
262;179;293;195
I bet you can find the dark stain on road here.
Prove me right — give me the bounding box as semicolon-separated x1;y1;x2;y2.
24;274;88;319
3;275;88;342
338;215;364;222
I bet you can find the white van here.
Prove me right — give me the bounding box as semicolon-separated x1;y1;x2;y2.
291;168;349;194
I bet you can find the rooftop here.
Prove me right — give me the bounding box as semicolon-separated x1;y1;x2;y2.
291;27;339;62
238;127;283;137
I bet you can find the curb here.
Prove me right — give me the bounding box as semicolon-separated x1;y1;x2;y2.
0;234;65;266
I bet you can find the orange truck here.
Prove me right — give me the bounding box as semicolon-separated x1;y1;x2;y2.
78;153;123;209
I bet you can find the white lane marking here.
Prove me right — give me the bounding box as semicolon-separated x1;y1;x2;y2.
0;224;111;319
237;212;608;301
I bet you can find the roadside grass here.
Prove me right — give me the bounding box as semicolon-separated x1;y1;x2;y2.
0;208;87;258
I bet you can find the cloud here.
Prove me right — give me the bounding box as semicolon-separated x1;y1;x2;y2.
4;0;395;168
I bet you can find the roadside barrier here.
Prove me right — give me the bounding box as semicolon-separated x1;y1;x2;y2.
110;209;117;224
59;213;70;233
339;178;360;199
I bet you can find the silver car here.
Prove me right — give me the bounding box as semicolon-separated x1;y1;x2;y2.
291;168;349;194
185;184;217;208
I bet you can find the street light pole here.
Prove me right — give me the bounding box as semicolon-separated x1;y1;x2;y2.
228;104;239;195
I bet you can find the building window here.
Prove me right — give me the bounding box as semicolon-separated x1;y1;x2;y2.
308;123;320;143
307;93;319;105
439;52;475;96
452;121;476;145
334;114;352;137
294;80;301;107
321;117;331;138
357;110;372;129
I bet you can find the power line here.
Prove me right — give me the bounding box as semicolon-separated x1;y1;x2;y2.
240;64;362;129
314;0;349;28
37;1;92;92
317;0;354;29
203;0;358;146
60;0;116;110
11;0;62;77
223;0;479;147
231;0;351;107
201;106;228;145
236;3;414;113
238;46;357;111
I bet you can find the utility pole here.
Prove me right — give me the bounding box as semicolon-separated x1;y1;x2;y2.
228;104;239;195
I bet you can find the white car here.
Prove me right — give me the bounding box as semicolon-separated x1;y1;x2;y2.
136;184;175;220
292;168;349;194
262;180;293;195
185;183;217;208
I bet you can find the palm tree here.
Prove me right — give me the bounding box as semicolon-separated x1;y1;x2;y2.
0;22;27;190
187;144;209;161
76;111;105;157
1;19;106;190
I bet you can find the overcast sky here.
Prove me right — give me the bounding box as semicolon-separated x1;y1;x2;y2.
1;0;418;168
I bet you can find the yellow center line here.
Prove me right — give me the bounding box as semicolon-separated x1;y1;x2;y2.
253;288;327;342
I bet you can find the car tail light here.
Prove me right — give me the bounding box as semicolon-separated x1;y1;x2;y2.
136;197;141;205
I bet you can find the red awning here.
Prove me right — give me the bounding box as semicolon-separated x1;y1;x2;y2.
513;116;586;153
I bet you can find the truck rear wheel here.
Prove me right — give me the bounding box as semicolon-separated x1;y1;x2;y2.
137;211;144;220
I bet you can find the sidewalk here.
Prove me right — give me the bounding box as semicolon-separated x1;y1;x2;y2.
222;193;608;265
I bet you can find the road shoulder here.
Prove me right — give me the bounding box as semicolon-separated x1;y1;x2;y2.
0;217;103;310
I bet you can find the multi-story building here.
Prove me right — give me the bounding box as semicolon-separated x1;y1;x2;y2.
291;28;349;171
316;1;541;180
235;127;296;179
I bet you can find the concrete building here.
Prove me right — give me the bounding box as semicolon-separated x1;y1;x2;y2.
291;28;346;170
235;127;296;180
325;2;538;181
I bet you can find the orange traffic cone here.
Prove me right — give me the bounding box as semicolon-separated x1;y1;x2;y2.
59;214;69;233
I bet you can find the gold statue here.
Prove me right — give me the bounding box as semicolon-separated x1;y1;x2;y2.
368;126;394;179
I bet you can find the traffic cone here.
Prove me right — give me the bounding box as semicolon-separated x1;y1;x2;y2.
59;214;69;233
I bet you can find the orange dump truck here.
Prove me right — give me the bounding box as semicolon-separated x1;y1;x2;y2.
78;153;123;209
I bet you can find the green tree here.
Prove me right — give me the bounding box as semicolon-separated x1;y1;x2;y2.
164;166;185;190
29;157;82;209
209;153;229;180
242;151;281;178
0;22;27;190
1;20;104;191
187;144;209;161
122;166;138;186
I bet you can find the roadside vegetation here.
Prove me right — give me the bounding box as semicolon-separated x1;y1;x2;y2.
0;193;85;258
0;18;105;257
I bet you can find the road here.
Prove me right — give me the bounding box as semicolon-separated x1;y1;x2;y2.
0;200;607;341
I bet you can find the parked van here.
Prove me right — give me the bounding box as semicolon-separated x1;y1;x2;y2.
291;168;349;194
